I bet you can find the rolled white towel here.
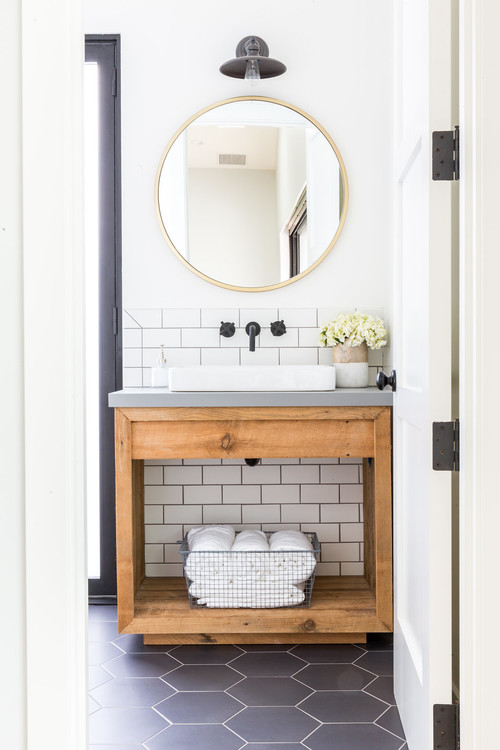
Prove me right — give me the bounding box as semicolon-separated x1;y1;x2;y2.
193;583;305;608
269;530;314;552
187;525;235;552
232;529;269;552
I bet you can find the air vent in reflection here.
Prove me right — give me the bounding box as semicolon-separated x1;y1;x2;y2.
218;153;246;166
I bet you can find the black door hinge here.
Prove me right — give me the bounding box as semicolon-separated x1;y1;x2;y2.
433;419;460;471
112;306;119;335
432;126;459;180
434;704;460;750
111;67;118;97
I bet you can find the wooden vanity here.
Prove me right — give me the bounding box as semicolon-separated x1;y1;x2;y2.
112;395;392;645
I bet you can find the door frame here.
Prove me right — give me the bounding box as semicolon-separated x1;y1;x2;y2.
458;1;500;747
85;34;122;599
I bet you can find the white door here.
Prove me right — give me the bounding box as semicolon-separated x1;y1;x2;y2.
393;1;455;747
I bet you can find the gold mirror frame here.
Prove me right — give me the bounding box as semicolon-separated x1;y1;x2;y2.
155;96;349;292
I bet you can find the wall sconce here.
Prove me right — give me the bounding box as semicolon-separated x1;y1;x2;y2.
219;36;286;86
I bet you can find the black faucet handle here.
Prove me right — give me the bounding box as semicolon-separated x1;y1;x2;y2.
219;321;236;338
270;320;287;337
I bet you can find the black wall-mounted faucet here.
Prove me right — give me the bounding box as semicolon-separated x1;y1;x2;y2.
245;321;261;352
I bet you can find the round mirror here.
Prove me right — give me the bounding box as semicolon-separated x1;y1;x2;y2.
155;97;348;291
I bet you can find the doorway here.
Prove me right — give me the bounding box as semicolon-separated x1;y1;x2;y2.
85;35;122;599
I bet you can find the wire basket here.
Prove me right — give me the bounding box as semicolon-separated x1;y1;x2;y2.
179;531;320;609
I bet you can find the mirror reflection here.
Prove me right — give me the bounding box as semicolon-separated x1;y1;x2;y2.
156;98;348;291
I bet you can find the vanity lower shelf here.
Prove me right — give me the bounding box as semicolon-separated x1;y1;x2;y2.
113;404;393;644
127;575;384;645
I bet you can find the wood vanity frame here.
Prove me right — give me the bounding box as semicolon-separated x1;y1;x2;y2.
114;405;392;644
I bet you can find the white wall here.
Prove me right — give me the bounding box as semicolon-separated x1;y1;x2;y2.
84;0;393;320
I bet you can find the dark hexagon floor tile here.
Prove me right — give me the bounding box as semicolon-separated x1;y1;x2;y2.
364;633;394;651
291;644;364;663
88;641;123;666
90;677;176;708
88;619;121;642
226;707;319;743
305;723;402;750
156;690;242;723
88;665;113;690
88;605;117;621
241;644;292;652
241;745;303;749
228;676;312;706
300;690;387;723
295;663;372;690
376;705;406;739
231;652;305;677
169;644;242;664
364;675;396;704
162;664;242;691
106;653;180;678
355;650;393;676
145;723;244;749
113;633;173;653
88;706;167;745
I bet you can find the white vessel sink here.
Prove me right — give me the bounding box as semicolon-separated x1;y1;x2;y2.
168;365;336;392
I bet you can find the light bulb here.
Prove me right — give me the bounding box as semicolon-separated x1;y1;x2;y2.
244;59;260;86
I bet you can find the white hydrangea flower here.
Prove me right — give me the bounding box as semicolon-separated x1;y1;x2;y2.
319;312;387;350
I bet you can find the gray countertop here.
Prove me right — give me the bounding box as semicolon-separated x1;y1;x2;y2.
108;387;393;408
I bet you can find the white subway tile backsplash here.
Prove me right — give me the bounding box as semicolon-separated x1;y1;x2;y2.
203;505;242;524
145;524;183;544
279;348;318;366
243;504;281;524
301;484;339;503
125;307;384;577
123;368;143;387
240;348;279;366
260;327;299;348
201;308;240;327
281;504;320;524
321;465;359;484
242;465;281;485
223;485;261;504
123;311;140;328
340;523;364;542
278;308;317;327
144;506;164;524
322;542;360;562
123;325;143;347
340;484;364;503
164;466;202;485
127;309;162;328
123;348;142;367
142;328;181;348
201;348;240;366
146;563;183;577
144;466;164;485
184;485;222;504
282;465;320;484
162;308;200;328
261;485;300;504
165;505;203;525
203;465;242;484
145;485;183;505
341;562;365;575
145;544;164;563
321;504;359;523
182;327;220;347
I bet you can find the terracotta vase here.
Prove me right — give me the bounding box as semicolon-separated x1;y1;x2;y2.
332;340;369;387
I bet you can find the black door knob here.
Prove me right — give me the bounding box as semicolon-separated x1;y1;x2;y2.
376;370;397;391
